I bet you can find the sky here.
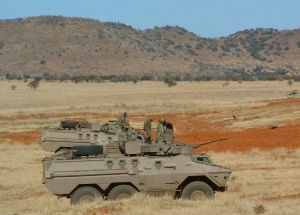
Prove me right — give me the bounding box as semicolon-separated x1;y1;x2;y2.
0;0;299;38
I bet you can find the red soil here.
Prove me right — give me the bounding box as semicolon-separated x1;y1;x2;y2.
181;124;300;152
262;193;300;201
88;208;119;215
129;113;300;152
0;131;40;145
251;98;300;110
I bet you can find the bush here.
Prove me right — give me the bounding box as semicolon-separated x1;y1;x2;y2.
195;43;204;50
297;42;300;48
221;45;230;52
27;79;40;90
140;75;153;81
253;204;266;215
164;77;177;87
174;45;183;50
11;85;16;90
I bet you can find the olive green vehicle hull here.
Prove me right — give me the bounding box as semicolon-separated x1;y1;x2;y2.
43;154;231;198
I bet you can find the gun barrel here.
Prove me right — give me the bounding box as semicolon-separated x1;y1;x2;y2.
192;137;228;149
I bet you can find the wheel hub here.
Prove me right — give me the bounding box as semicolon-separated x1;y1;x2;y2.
116;193;131;200
190;190;206;200
79;195;95;204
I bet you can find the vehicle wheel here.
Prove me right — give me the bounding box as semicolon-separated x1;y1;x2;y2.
71;186;102;205
108;185;136;200
181;181;214;200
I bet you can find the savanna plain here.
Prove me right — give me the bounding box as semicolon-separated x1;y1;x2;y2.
0;80;300;215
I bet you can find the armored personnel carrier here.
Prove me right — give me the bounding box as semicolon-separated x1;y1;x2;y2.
42;137;231;204
41;119;145;153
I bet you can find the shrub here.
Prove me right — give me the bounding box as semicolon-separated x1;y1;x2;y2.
27;79;40;90
297;42;300;48
221;45;230;52
140;75;153;81
164;77;177;87
174;45;183;50
253;204;266;215
11;85;16;90
188;49;197;55
146;47;155;52
195;43;204;50
185;43;192;49
40;60;46;65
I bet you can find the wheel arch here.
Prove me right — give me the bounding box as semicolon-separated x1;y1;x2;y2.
177;176;219;193
69;184;104;196
105;182;140;195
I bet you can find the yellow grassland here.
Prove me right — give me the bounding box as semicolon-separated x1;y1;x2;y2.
0;143;299;215
0;80;300;133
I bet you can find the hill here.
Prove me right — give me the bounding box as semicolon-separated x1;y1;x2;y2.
0;16;300;80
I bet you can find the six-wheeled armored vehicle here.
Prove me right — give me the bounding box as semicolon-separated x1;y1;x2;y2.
42;118;231;205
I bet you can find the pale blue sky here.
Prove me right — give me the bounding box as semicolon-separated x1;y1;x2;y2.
1;0;299;38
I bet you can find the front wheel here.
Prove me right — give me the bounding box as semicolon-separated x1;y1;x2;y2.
181;181;214;200
71;186;102;205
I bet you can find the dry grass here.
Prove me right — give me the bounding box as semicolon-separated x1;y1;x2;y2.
0;143;299;215
1;80;299;115
0;80;300;133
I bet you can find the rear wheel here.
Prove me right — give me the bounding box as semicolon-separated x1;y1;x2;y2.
181;181;214;200
108;185;136;200
71;186;102;205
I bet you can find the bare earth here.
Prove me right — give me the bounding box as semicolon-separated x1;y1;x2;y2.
0;80;299;214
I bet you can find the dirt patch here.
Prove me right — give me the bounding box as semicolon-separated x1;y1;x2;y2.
87;207;119;215
135;113;300;152
189;124;300;152
0;131;40;145
262;193;300;201
251;98;300;110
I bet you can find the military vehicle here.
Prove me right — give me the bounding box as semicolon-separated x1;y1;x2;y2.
41;120;145;153
42;137;231;205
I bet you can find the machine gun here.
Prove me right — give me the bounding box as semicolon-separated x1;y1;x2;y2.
192;137;228;149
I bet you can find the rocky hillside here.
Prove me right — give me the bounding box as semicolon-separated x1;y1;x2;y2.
0;16;300;79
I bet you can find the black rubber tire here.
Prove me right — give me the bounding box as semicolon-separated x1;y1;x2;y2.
108;185;136;200
181;181;214;200
71;186;102;205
